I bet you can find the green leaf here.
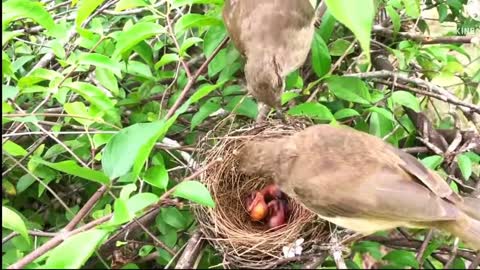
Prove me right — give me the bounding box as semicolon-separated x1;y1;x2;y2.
120;183;137;200
367;107;395;121
161;207;187;229
385;5;401;34
329;39;355;56
287;102;334;121
334;108;360;120
324;0;375;60
389;91;420;112
2;206;30;244
112;22;165;58
95;68;119;96
64;102;94;126
179;37;203;57
172;180;215;207
311;30;331;78
78;53;122;77
112;199;132;225
3;140;28;157
32;157;110;184
154;54;179;70
43;229;108;268
17;174;35;194
457;154;472;181
317;10;336;41
326;76;371;104
143;164;169;190
102;121;170;180
352;241;382;260
174;14;222;33
191;98;221;130
76;0;106;29
3;0;55;35
114;0;147;11
382;250;419;268
225;96;258;119
189;83;223;104
401;0;420;18
64;82;115;111
126;193;159;214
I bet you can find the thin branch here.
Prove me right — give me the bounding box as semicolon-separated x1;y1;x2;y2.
373;25;480;44
345;70;480;114
164;37;229;119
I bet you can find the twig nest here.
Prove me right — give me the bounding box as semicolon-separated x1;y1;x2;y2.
193;119;330;269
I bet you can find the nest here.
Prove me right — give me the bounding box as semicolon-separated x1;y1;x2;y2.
193;119;330;269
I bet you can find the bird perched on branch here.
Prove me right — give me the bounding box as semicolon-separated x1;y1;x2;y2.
222;0;316;122
237;124;480;250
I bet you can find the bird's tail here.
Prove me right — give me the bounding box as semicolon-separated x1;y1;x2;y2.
437;198;480;250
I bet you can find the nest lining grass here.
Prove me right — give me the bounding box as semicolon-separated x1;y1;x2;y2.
193;119;330;269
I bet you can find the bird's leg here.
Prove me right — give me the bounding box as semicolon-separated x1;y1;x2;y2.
256;102;270;123
275;106;286;123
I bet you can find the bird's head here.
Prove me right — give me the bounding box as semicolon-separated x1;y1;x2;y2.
244;59;284;109
244;191;268;221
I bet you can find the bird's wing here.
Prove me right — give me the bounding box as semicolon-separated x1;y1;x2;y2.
291;165;461;223
388;145;463;204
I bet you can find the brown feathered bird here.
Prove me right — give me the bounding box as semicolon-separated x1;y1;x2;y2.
223;0;316;122
237;124;480;250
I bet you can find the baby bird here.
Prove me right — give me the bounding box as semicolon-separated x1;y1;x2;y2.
245;191;268;221
266;199;289;229
222;0;316;122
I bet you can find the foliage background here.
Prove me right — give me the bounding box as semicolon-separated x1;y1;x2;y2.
2;0;480;268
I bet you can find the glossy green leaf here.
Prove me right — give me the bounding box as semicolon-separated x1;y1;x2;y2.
2;206;29;244
95;68;119;96
43;229;108;268
326;76;371;104
401;0;420;18
161;207;187;229
63;102;94;126
329;39;354;56
114;0;148;11
143;164;169;190
287;102;334;121
334;108;360;120
191;98;221;130
172;180;215;207
78;53;122;77
112;22;165;58
457;154;472;181
76;0;106;28
420;156;444;170
126;193;159;214
382;250;419;268
311;30;331;78
102;121;170;180
174;14;222;33
324;0;375;60
179;37;203;57
154;54;179;70
3;140;28;157
318;10;336;41
3;0;55;35
112;199;132;225
389;91;420;112
32;157;110;184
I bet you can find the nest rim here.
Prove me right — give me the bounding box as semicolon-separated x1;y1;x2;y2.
193;119;331;269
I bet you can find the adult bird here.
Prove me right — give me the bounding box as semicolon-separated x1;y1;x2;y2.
236;124;480;250
222;0;316;122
